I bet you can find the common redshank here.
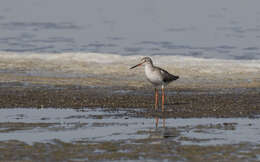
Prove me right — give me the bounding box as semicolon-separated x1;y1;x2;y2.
130;57;179;112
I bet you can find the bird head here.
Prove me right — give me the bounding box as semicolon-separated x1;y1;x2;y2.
129;57;153;69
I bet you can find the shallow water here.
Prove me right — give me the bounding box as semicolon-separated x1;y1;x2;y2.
0;108;260;146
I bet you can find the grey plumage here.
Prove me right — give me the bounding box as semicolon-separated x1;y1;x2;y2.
156;66;179;83
130;57;179;86
130;56;179;112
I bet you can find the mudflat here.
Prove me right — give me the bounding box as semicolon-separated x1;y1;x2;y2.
0;54;260;161
0;82;259;118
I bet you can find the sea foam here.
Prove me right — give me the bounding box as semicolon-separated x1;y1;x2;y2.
0;52;259;88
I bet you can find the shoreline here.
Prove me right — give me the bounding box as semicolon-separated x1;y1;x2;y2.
0;52;260;88
0;52;259;118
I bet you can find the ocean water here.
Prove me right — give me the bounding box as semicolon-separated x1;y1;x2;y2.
0;0;260;59
0;0;260;85
0;108;260;146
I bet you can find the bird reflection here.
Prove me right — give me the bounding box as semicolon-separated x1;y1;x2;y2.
153;117;179;139
155;116;166;128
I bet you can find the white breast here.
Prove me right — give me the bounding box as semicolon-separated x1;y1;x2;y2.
144;64;163;86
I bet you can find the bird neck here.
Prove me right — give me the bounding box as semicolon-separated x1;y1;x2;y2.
144;62;154;71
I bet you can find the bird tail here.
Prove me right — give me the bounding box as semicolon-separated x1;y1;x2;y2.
171;75;179;81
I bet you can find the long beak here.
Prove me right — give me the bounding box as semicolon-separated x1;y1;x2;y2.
129;62;144;69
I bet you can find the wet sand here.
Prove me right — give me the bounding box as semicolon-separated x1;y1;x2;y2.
0;57;260;161
0;78;260;161
1;108;260;162
0;81;259;118
1;139;260;162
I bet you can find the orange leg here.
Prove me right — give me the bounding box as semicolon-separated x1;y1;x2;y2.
162;86;165;112
155;88;158;110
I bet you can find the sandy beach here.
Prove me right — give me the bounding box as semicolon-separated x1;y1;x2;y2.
0;52;259;118
0;37;259;162
0;80;260;161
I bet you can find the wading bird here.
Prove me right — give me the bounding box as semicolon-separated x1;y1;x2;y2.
130;57;179;112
